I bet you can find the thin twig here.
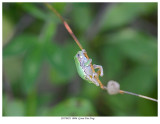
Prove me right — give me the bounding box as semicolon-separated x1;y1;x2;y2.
120;90;158;102
45;3;83;50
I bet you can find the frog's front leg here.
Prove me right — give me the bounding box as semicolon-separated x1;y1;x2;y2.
93;64;103;77
82;49;92;66
85;59;92;66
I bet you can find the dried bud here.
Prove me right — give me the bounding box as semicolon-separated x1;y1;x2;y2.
107;80;120;95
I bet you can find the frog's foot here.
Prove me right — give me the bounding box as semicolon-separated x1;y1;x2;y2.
86;75;99;86
93;64;104;77
82;49;87;54
93;72;98;77
94;81;100;86
91;77;100;86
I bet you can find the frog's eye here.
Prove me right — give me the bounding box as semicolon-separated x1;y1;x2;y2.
77;54;82;58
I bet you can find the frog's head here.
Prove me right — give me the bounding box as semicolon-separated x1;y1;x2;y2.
74;51;85;62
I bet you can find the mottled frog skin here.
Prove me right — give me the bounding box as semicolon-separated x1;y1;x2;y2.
74;49;103;86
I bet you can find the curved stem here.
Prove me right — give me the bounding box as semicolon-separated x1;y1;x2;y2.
45;3;104;89
45;3;83;50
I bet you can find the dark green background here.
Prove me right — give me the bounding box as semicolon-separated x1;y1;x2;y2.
3;3;157;116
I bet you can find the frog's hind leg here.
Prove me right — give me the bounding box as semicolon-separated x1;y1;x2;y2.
86;75;99;86
93;64;103;77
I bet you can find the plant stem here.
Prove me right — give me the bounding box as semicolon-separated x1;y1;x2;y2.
45;3;104;89
45;3;83;50
120;90;158;102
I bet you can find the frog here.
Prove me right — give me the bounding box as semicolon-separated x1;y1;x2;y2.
74;49;103;86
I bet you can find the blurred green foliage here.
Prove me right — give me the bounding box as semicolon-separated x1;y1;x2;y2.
3;3;157;116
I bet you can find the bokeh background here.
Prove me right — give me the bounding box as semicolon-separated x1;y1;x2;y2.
3;3;157;116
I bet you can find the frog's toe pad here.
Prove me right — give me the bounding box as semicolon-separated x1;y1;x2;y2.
94;82;99;86
93;72;98;77
82;49;87;53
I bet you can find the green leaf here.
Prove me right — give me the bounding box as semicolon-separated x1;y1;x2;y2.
102;28;157;116
26;90;37;116
3;15;14;45
36;106;50;116
138;99;157;116
81;80;101;101
47;42;77;84
51;3;66;13
19;3;47;20
107;28;157;66
47;98;97;116
72;3;92;33
102;45;125;80
101;3;157;31
104;68;156;116
4;98;25;116
3;56;22;83
3;34;37;56
120;65;156;95
104;94;136;116
39;19;58;43
22;45;43;94
104;65;156;115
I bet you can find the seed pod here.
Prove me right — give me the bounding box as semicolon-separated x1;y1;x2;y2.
107;80;120;95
